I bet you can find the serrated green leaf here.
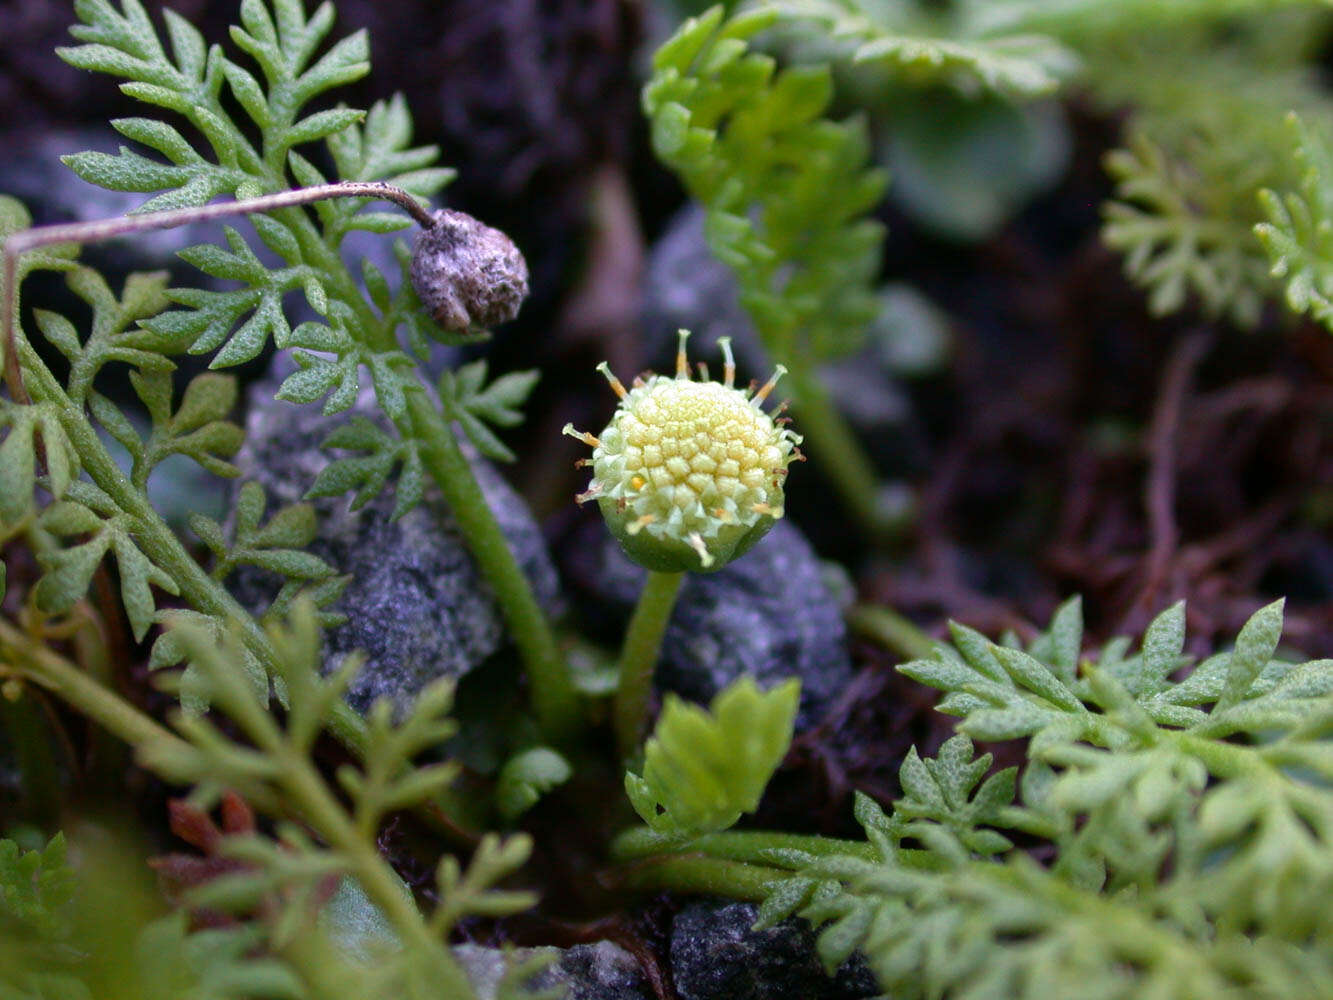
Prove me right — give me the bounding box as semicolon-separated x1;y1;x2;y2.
33;309;83;360
653;6;725;73
174;373;238;430
282;107;364;150
189;513;227;554
495;747;573;820
1215;598;1285;711
437;362;536;463
755;876;817;929
34;535;110;616
391;446;425;521
854;32;1075;98
1135;600;1180;661
41;501;104;536
241;548;335;579
236;479;267;535
625;676;799;838
114;532;177;641
1253;104;1333;332
645;5;888;367
992;646;1084;712
0;415;37;525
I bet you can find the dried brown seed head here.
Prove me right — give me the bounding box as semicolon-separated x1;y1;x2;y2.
410;208;529;333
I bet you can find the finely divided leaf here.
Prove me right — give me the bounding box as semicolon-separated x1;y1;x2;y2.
437;361;539;463
1257;113;1333;332
644;5;887;363
625;676;799;838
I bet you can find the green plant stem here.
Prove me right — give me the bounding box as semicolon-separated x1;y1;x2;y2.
846;603;937;662
613;853;788;900
0;615;192;761
611;826;879;864
785;356;903;545
614;569;686;760
408;390;579;741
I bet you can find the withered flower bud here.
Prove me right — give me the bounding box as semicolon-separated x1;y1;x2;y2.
410;209;529;334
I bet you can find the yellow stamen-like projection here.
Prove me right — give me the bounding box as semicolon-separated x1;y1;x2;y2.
561;424;601;449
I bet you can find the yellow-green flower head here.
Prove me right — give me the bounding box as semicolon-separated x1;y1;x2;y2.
564;330;802;573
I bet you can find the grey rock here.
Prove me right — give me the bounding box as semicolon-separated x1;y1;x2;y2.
554;941;653;1000
644;209;947;434
671;900;879;1000
560;515;854;729
231;382;561;713
641;203;767;373
456;940;650;1000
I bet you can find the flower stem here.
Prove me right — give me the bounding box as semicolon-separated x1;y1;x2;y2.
845;603;937;662
407;391;580;742
611;826;878;864
614;570;686;760
613;853;788;901
0;615;193;761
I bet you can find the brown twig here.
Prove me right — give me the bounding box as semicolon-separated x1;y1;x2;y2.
2;180;436;404
1133;328;1213;616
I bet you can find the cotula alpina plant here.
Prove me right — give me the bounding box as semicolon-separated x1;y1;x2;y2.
565;329;803;755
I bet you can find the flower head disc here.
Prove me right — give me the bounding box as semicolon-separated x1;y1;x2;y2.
564;331;802;573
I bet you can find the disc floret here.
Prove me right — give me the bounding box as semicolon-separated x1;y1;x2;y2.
564;331;802;572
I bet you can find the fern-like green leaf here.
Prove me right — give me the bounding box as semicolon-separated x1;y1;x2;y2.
3;262;192;533
0;401;79;532
305;414;425;518
645;5;887;363
437;361;540;464
138;602;538;1000
0;835;75;943
148;607;270;714
625;675;799;838
0;196;79;373
1103;130;1274;326
1086;18;1333;327
760;0;1080;99
128;369;245;485
1257;112;1333;331
747;598;1333;998
34;482;181;642
193;480;336;585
